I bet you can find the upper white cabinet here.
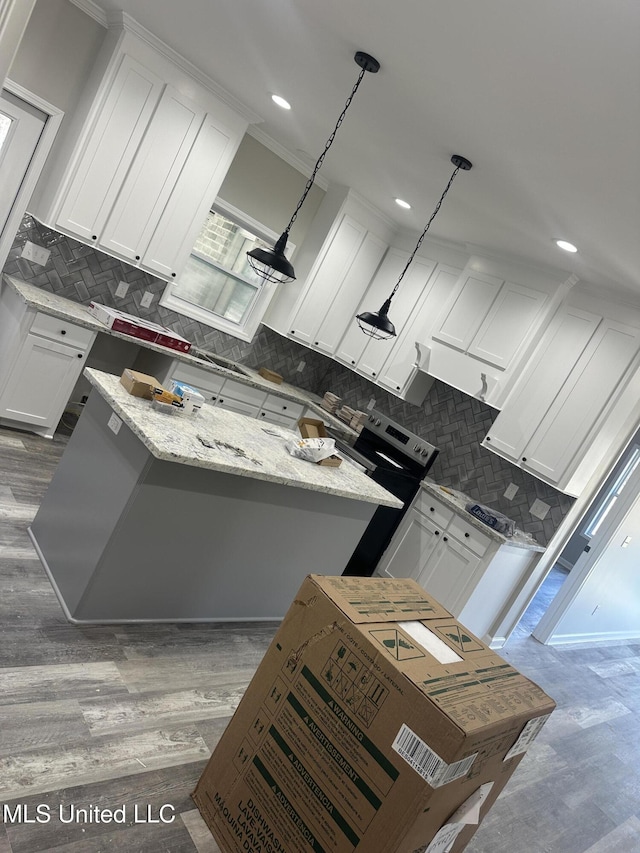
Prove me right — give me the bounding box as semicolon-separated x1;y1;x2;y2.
29;16;249;282
334;247;464;403
283;193;393;354
483;290;640;496
421;257;566;407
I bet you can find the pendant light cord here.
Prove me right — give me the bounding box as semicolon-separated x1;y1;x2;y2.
389;162;463;298
283;65;368;236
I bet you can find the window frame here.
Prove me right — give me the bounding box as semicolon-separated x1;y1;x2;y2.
159;198;294;342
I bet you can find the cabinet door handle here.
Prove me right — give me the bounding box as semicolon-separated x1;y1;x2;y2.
171;272;176;277
60;329;66;335
77;353;83;359
464;532;470;538
434;530;440;536
485;436;491;442
92;235;97;240
135;255;140;261
429;506;435;512
443;536;448;542
522;456;527;462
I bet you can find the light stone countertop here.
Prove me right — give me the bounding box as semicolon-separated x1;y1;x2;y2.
3;275;358;439
420;480;545;551
84;369;402;508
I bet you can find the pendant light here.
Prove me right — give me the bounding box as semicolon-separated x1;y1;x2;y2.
247;51;380;284
357;154;473;339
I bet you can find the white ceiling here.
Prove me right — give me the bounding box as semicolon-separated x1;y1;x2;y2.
89;0;640;297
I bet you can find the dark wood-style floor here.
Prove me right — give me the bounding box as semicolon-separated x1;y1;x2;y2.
0;426;639;852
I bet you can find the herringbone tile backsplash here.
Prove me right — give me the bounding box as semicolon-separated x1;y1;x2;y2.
4;215;574;545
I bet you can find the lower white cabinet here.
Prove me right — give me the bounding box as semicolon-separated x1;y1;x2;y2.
0;286;96;438
377;489;542;646
170;363;304;428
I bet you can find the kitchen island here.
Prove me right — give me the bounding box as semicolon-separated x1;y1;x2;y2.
29;369;401;624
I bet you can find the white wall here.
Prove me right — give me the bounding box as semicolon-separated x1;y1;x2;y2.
0;0;36;87
218;133;325;250
8;0;104;111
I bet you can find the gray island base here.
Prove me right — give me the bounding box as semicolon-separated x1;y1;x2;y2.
30;371;399;623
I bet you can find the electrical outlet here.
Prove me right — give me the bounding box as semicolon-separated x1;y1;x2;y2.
115;280;129;298
504;483;519;500
21;240;50;266
530;498;550;520
367;397;376;410
140;291;154;308
296;360;306;372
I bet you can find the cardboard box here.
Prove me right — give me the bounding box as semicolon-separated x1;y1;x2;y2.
258;367;283;384
297;417;328;439
120;369;162;399
88;303;192;352
193;576;555;853
317;454;342;467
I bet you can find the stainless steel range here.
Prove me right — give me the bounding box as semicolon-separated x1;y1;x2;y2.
340;409;438;576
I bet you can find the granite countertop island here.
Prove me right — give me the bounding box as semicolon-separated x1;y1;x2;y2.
3;275;358;439
29;370;399;625
84;369;400;507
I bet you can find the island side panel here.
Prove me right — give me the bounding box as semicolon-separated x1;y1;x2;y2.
73;457;376;622
29;392;153;615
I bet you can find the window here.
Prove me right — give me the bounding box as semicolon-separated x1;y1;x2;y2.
160;200;292;341
584;445;640;538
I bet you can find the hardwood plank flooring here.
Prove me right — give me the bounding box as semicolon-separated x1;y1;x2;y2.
1;424;639;851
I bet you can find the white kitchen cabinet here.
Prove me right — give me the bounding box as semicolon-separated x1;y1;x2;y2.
376;264;461;400
377;488;542;646
0;285;96;438
29;16;248;282
335;247;464;404
483;294;640;496
420;256;563;406
257;394;304;429
289;215;388;353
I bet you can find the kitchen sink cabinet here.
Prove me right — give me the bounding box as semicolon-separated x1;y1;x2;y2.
29;17;247;282
0;286;96;438
377;488;542;646
483;294;640;496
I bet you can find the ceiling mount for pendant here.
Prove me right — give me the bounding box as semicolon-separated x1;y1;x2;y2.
357;154;473;340
246;50;380;285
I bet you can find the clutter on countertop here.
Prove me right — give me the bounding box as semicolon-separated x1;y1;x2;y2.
320;392;341;413
465;502;517;536
120;368;163;400
285;437;342;466
257;367;283;384
88;302;192;352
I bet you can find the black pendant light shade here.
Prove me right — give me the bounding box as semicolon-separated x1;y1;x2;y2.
245;232;295;284
247;51;380;284
356;297;396;339
357;154;473;339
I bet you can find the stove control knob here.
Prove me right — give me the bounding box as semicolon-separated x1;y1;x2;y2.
414;444;421;452
368;414;375;422
421;448;429;456
374;418;381;426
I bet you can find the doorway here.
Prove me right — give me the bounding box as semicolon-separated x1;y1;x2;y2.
0;80;62;269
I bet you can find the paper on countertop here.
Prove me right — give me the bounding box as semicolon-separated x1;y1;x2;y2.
423;782;494;853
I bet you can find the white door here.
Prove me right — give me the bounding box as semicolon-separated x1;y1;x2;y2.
534;445;640;644
0;89;46;237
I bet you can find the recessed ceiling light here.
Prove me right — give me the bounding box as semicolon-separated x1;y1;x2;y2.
271;94;291;110
395;198;411;209
555;239;578;253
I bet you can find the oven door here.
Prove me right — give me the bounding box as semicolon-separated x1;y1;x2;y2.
342;445;424;577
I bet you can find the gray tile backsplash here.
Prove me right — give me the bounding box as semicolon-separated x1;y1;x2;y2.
4;215;574;545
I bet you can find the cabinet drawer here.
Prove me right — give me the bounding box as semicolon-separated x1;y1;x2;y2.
262;393;304;418
448;515;492;556
30;312;95;350
220;380;267;407
257;409;298;429
171;364;225;396
414;491;454;528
